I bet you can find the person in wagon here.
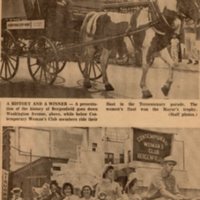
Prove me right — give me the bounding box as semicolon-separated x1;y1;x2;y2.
144;156;185;200
46;0;74;41
10;187;23;200
62;182;79;200
95;165;122;200
47;180;62;200
123;172;142;200
80;185;95;200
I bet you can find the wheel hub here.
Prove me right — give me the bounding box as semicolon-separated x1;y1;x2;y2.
36;57;47;66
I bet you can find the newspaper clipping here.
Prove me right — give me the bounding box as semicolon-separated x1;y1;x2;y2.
1;0;200;200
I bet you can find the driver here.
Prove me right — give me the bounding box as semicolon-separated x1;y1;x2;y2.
144;156;185;200
46;0;73;41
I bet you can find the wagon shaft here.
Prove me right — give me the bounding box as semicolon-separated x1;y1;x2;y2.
58;21;157;53
56;44;81;62
102;1;150;10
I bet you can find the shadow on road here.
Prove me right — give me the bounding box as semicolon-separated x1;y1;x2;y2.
0;81;93;98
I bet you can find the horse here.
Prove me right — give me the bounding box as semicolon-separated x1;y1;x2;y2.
80;0;200;98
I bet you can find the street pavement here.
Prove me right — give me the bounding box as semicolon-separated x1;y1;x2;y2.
0;57;199;99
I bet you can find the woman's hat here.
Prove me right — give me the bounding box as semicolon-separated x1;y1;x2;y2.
81;184;93;190
11;187;22;194
125;172;138;190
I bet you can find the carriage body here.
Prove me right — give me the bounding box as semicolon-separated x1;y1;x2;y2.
1;0;84;48
1;0;84;83
1;0;47;42
1;0;45;81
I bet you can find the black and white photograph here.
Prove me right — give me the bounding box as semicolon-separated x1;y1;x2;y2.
2;127;200;200
1;0;200;99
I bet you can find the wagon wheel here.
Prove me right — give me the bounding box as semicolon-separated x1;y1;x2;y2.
1;30;19;81
78;51;102;80
27;36;58;84
57;61;67;73
54;42;67;73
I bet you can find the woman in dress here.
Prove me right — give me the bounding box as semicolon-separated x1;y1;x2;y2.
62;182;79;200
80;185;94;200
95;165;122;200
48;181;62;200
124;173;141;200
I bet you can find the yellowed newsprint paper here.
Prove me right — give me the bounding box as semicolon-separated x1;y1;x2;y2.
1;1;200;200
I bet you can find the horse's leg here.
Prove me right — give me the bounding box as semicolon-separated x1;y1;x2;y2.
100;48;113;91
83;46;96;89
159;48;175;96
83;61;92;89
140;46;153;98
139;29;156;98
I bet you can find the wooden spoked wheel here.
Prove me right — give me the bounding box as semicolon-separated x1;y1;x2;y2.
54;42;67;73
27;36;58;85
78;52;102;80
0;30;19;81
57;61;67;73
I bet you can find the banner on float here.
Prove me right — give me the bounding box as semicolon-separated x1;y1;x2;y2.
133;128;173;163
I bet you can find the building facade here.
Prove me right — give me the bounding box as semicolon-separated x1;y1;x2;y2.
3;127;200;198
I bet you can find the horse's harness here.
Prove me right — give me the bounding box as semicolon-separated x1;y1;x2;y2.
149;0;172;27
148;0;178;34
126;0;177;46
